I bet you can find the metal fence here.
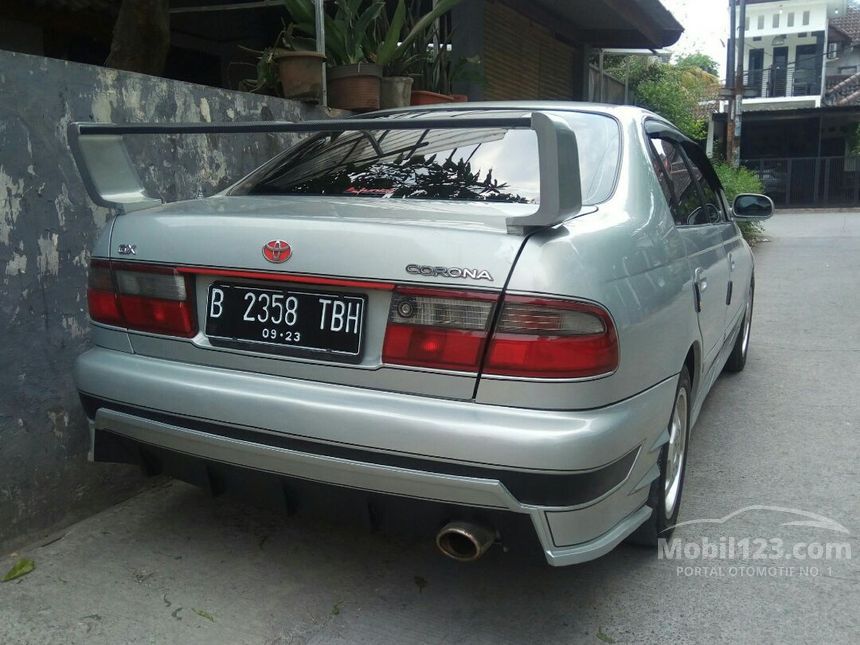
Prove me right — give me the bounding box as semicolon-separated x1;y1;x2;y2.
742;157;860;207
743;65;822;99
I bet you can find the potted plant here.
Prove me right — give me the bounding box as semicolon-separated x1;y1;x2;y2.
287;0;385;111
370;0;463;109
236;20;324;101
410;32;454;105
410;26;479;105
373;0;413;109
271;23;326;102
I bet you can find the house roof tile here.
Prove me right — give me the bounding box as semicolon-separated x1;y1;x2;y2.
832;7;860;44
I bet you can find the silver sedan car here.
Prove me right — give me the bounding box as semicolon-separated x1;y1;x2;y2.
70;102;773;566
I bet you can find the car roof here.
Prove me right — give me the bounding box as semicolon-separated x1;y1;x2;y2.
367;100;660;123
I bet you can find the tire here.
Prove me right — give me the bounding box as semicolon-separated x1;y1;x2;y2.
626;367;691;547
724;280;754;373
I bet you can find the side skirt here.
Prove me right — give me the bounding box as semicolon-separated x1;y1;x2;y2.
690;310;746;427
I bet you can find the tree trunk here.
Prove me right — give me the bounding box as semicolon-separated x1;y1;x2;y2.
105;0;170;76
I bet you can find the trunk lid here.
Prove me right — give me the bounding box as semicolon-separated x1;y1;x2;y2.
109;195;530;400
111;195;526;282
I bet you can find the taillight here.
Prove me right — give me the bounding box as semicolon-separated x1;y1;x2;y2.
382;287;497;371
87;260;123;326
87;260;196;337
484;296;618;378
382;288;618;378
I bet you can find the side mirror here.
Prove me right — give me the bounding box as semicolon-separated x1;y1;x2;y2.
733;193;774;220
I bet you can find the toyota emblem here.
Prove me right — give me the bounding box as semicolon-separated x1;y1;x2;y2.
262;240;292;264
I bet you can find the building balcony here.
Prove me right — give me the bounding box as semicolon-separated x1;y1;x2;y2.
740;63;824;110
744;65;821;98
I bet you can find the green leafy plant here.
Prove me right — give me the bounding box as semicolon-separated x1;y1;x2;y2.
285;0;385;67
2;558;35;582
372;0;463;70
281;0;463;74
277;21;319;52
714;161;767;243
411;24;479;94
605;53;719;141
675;53;719;76
371;0;408;71
372;0;431;77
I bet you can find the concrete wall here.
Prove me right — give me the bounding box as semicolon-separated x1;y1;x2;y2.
0;50;338;551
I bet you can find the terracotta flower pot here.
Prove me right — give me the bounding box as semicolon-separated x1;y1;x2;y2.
273;50;326;102
410;90;456;105
327;63;382;112
380;76;414;109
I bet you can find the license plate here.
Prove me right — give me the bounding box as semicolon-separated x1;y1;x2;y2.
205;283;366;357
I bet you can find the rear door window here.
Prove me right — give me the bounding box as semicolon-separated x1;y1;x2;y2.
684;146;727;224
232;111;621;206
650;138;705;226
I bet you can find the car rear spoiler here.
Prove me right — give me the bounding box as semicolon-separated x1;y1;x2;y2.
68;112;582;233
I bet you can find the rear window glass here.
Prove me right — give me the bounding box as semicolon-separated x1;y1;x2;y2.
231;111;620;205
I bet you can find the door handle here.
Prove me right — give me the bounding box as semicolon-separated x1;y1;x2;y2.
694;267;708;292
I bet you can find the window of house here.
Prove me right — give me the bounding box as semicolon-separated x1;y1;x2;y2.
757;15;765;30
802;10;810;25
839;65;858;75
753;36;762;41
773;13;780;28
787;12;795;27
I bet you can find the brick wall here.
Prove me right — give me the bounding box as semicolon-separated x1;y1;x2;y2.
483;1;574;100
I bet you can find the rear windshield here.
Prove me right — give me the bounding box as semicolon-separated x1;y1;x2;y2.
231;110;620;205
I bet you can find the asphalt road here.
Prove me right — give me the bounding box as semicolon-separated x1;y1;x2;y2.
2;212;858;644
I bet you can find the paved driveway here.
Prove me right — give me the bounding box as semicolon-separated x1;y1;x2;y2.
2;212;858;644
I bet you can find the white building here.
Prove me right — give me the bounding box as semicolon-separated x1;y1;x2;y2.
736;0;857;110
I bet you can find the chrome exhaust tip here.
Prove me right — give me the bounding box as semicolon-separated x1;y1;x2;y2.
435;521;496;562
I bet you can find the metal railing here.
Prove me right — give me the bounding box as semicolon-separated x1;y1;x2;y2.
743;65;822;99
742;156;860;207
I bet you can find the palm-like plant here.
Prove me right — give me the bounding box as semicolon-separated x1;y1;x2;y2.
370;0;462;72
284;0;385;67
282;0;462;70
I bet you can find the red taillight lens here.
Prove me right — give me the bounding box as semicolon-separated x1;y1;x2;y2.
484;296;618;378
382;288;618;378
382;287;496;371
87;260;123;325
86;260;196;337
117;295;195;336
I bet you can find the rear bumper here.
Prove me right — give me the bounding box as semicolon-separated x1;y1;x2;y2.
76;348;678;565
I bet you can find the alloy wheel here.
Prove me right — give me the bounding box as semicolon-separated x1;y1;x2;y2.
664;387;688;519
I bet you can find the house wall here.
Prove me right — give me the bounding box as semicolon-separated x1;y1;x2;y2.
0;50;338;552
482;1;575;100
742;0;832;38
826;42;860;77
732;0;852;111
738;0;840;96
743;31;824;87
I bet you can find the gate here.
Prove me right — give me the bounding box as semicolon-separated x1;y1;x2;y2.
742;157;860;207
